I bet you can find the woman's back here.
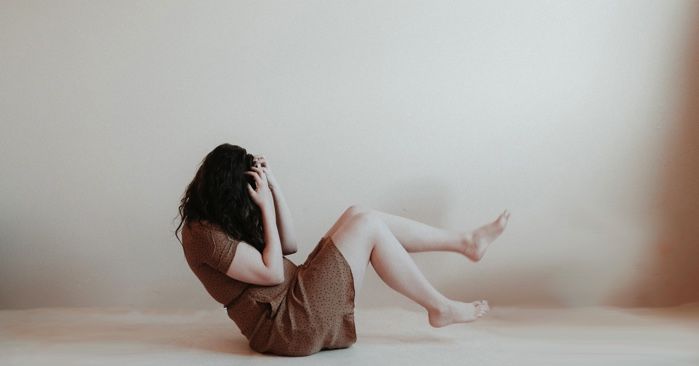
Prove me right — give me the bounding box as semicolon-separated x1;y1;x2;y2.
181;220;250;306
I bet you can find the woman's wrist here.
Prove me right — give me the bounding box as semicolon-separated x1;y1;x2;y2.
267;178;277;190
265;174;278;192
260;202;276;216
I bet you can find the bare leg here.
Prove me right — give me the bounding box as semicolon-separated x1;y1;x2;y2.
338;205;510;262
322;206;359;239
330;210;490;328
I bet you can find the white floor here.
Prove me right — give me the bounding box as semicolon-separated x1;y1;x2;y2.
2;304;698;366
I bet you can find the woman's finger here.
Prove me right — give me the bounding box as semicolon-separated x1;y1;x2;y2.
246;183;256;197
254;155;268;168
248;170;267;186
243;171;262;186
250;166;268;182
243;170;260;181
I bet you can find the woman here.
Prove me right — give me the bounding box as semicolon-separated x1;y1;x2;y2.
176;143;510;357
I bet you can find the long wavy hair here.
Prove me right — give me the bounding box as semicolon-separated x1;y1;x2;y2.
175;143;264;253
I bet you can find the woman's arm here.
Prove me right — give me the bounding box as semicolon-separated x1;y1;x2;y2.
254;155;298;255
270;184;299;255
245;165;285;282
259;199;286;281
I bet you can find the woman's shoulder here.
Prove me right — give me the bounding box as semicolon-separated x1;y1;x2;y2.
184;219;217;230
182;219;214;242
181;220;223;260
184;219;237;242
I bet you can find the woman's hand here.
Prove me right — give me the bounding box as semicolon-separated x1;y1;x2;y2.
244;166;274;211
253;155;278;190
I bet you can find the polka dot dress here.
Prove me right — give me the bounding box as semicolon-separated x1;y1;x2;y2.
226;235;357;357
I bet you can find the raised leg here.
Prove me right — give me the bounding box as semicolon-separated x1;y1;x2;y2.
329;210;490;328
331;205;510;262
322;205;358;239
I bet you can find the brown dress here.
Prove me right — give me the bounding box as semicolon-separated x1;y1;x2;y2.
181;220;357;357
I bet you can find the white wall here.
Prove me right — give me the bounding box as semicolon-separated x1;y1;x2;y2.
1;1;697;310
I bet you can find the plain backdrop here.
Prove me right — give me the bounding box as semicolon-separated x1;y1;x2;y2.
1;0;697;310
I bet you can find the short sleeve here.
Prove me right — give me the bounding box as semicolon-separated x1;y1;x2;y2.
204;230;241;274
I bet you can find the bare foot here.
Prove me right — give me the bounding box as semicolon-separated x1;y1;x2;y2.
461;210;510;262
428;299;490;328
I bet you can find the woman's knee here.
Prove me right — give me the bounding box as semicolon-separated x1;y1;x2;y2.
346;209;383;232
345;204;372;218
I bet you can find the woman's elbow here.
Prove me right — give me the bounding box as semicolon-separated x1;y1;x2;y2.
283;247;298;256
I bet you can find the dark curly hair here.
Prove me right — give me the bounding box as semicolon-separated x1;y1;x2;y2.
174;143;264;253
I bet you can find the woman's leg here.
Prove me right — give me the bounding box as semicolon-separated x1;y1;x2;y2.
322;205;359;239
328;205;510;262
330;210;490;328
